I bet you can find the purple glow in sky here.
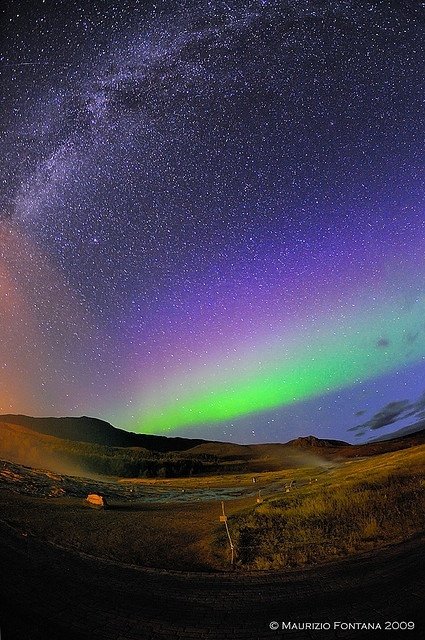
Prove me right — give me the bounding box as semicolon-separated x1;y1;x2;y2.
1;0;424;443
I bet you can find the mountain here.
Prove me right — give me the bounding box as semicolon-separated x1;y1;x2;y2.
1;414;425;478
0;414;207;452
287;435;349;448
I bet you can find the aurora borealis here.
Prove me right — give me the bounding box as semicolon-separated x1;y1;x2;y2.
1;1;424;443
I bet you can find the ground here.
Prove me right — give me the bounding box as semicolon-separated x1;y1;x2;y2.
0;444;424;639
0;517;423;640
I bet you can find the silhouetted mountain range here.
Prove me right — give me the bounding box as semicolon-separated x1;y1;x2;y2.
1;414;424;478
0;414;207;452
287;435;349;448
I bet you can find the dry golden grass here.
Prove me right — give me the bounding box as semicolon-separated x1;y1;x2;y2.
225;444;425;570
1;444;423;572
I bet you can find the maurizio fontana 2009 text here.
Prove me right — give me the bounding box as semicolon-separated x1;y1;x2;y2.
269;621;415;631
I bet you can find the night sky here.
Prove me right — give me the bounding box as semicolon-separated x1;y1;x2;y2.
1;0;424;443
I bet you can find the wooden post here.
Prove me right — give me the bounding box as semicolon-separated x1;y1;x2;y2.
220;501;235;566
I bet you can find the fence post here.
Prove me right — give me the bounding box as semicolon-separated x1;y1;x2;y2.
220;500;235;566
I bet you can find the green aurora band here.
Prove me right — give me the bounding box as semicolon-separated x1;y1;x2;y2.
130;292;425;433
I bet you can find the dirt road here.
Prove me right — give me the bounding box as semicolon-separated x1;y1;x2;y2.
0;520;423;640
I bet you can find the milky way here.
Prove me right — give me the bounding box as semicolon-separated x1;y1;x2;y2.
1;0;424;442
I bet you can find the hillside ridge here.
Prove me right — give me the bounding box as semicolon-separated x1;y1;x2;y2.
0;414;208;453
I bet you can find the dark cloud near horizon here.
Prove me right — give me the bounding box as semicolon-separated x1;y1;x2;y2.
350;400;410;433
376;337;390;348
349;390;425;435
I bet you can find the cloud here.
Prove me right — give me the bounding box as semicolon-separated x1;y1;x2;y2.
348;390;425;435
349;400;411;432
376;337;390;348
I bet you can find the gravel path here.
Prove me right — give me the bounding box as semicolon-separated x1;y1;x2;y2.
0;519;423;640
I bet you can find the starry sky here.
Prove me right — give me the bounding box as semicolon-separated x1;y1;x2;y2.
1;0;424;444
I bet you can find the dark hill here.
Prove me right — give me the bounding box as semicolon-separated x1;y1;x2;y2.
287;435;349;448
1;414;424;466
0;415;208;453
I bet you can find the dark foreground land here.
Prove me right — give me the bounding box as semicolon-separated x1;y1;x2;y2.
0;518;423;640
1;417;424;639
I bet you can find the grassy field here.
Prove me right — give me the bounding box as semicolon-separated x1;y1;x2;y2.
0;443;423;573
0;463;310;570
0;464;329;570
223;444;425;570
0;489;224;570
